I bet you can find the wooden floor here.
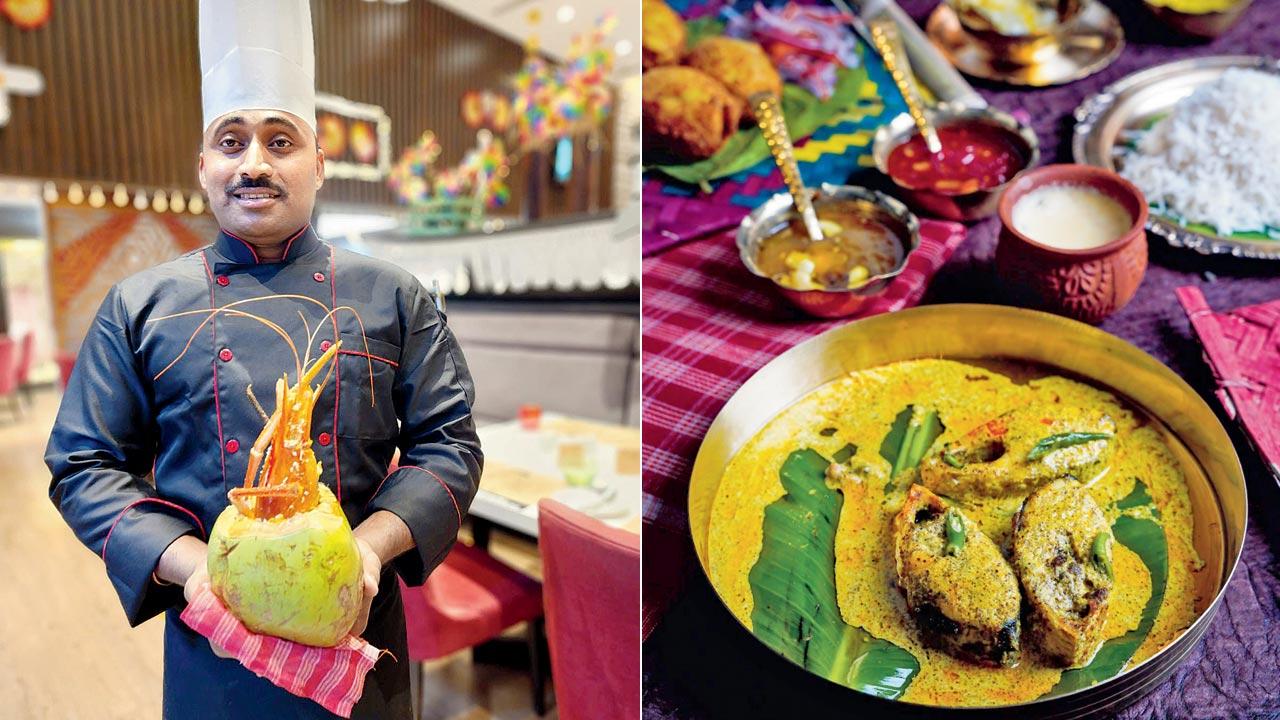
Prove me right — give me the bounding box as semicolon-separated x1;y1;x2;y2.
2;388;554;720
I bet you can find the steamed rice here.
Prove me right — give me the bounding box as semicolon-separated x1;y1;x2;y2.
1120;68;1280;234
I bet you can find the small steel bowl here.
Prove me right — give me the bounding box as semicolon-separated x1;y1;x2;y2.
1144;0;1253;39
873;103;1040;222
736;184;921;319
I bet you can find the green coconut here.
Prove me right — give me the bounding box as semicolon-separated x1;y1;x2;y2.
207;484;363;647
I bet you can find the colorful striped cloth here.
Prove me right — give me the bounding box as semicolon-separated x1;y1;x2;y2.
640;219;965;635
180;586;383;718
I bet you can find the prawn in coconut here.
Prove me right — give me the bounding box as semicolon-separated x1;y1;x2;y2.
151;294;377;647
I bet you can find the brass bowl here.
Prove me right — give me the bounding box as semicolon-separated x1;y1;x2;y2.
736;184;921;319
952;0;1080;63
952;0;1082;64
688;304;1247;716
1145;0;1253;39
872;103;1040;221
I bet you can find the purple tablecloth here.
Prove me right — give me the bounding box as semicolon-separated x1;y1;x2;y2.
643;1;1280;717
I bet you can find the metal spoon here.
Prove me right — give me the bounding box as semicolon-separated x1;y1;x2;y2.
750;92;825;242
869;19;943;154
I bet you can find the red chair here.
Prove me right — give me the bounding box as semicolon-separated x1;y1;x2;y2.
399;542;546;714
15;331;33;405
0;336;18;419
56;351;76;391
538;499;640;720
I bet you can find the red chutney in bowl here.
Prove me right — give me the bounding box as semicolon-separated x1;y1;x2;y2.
887;122;1026;195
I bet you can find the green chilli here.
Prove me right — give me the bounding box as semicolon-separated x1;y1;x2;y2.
1092;532;1114;580
1026;432;1112;461
942;447;965;469
943;508;966;556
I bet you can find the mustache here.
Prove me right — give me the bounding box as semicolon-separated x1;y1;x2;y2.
225;177;287;197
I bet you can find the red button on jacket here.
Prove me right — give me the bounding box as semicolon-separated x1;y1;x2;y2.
313;272;326;282
219;348;233;362
225;438;240;454
216;275;230;287
317;432;331;446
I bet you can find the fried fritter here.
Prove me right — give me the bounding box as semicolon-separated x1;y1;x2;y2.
684;37;783;119
643;66;743;161
642;0;686;70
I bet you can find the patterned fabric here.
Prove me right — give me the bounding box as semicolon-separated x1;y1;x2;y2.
1178;286;1280;483
180;585;382;719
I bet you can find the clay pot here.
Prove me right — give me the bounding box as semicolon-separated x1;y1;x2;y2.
995;164;1148;324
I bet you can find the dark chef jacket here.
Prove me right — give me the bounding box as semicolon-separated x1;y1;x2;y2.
45;227;482;719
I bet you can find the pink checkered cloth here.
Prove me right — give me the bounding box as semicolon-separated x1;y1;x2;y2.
1177;285;1280;484
180;585;384;718
640;219;966;637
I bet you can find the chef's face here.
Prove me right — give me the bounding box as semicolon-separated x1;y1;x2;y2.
198;110;325;245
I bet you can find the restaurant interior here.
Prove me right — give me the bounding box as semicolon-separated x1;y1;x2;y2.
0;1;639;718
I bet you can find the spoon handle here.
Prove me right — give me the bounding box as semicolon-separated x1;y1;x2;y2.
751;92;824;242
870;20;942;154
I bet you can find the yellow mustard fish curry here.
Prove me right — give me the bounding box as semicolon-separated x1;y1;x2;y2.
707;359;1202;707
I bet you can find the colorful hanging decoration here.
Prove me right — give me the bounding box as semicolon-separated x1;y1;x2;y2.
387;12;613;213
461;90;513;133
431;133;511;209
511;12;616;151
2;0;52;30
388;130;510;210
387;131;443;205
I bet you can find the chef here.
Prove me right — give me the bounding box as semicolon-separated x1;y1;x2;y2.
44;1;482;717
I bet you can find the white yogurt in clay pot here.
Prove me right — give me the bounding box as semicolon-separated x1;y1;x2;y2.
1011;184;1133;250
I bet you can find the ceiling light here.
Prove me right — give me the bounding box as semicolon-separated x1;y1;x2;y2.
615;39;632;56
556;5;575;23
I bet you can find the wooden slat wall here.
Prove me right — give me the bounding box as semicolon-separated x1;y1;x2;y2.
0;0;613;215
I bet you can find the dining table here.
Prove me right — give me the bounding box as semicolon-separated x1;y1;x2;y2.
640;0;1280;717
472;413;643;540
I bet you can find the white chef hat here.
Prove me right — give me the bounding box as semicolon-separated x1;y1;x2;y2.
199;0;316;133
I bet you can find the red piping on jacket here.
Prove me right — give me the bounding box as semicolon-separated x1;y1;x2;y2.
328;247;342;504
200;251;227;488
279;225;307;261
221;224;309;263
220;228;260;263
338;349;399;368
366;465;461;528
101;498;207;562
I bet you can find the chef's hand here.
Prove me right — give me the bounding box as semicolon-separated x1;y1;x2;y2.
348;537;382;640
182;561;235;660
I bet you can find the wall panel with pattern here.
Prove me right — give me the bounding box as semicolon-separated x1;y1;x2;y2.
46;203;218;354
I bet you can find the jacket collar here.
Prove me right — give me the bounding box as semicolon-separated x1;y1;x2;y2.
212;225;320;265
